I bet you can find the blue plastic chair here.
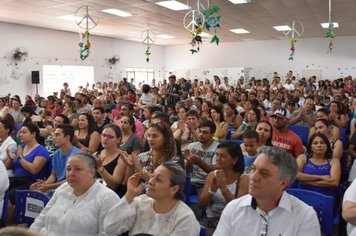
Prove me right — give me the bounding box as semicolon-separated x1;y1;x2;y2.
200;225;206;236
288;125;309;145
339;127;348;150
14;190;50;225
0;191;9;226
184;176;199;204
184;176;192;204
287;188;338;236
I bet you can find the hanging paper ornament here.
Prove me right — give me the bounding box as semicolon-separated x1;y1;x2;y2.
184;10;205;54
79;30;91;60
325;0;335;53
289;38;296;60
74;5;99;61
141;30;156;63
202;2;221;45
282;20;304;61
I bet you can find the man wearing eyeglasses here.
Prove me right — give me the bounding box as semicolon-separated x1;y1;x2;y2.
214;146;320;236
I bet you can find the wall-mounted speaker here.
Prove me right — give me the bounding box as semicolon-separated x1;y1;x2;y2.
31;71;40;84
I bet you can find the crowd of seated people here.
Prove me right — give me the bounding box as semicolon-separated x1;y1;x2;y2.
0;72;356;235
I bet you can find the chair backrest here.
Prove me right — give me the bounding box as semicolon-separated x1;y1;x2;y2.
200;225;206;236
184;176;191;204
0;191;9;225
339;127;348;149
287;188;334;235
14;190;50;225
288;125;309;145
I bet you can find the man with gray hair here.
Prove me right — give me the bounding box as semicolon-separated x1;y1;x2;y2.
214;146;320;236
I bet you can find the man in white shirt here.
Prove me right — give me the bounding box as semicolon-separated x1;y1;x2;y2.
0;161;9;218
214;146;320;236
342;180;356;235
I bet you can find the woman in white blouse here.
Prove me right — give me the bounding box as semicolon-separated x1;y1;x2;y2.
104;162;200;236
30;152;120;236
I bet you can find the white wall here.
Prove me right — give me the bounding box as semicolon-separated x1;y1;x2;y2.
164;36;356;82
1;21;356;100
0;22;165;98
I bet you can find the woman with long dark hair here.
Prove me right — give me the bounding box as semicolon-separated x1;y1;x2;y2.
198;142;248;235
74;113;100;153
296;133;341;197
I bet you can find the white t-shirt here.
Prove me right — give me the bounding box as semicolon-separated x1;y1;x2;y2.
188;141;219;185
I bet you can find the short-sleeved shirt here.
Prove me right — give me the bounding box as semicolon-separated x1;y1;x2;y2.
120;134;143;154
188;141;219;185
344;180;356;235
52;146;80;182
13;145;51;184
272;129;304;158
214;192;320;236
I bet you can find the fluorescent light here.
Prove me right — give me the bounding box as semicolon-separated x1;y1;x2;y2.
321;22;339;29
102;8;132;17
156;1;190;11
56;15;82;22
156;34;175;39
273;25;292;31
201;32;212;37
228;0;248;4
230;28;250;34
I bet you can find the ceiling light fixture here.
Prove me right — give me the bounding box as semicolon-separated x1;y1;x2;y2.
102;8;132;17
156;34;175;39
320;22;339;28
155;1;190;11
230;28;250;34
228;0;249;4
273;25;292;31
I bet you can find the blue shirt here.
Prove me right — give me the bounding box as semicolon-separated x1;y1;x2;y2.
13;145;50;184
243;152;257;172
52;146;80;182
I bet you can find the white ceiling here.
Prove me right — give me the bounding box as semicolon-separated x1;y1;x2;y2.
0;0;355;45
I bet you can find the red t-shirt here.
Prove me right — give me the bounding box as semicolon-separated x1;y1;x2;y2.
272;128;304;158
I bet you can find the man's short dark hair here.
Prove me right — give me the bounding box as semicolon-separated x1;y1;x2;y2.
199;120;216;134
57;124;75;143
93;107;105;114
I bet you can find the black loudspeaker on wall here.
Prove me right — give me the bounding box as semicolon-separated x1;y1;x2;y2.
31;71;40;84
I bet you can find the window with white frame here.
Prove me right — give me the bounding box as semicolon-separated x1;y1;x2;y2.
125;67;154;88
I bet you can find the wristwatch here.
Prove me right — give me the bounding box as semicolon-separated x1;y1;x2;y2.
18;155;24;160
98;166;104;173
